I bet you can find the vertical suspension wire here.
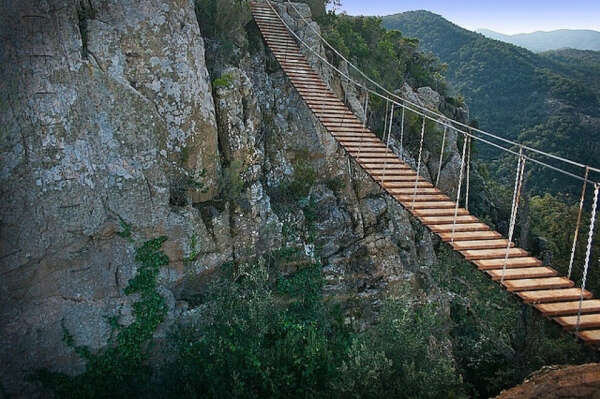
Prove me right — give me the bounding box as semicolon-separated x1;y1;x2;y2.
382;104;395;183
576;182;599;333
465;136;472;212
411;117;426;210
387;104;395;148
399;105;405;160
451;133;469;244
358;86;369;161
501;147;527;283
383;100;389;141
568;167;590;279
436;125;448;187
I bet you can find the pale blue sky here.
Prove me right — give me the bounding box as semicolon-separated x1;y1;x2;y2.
334;0;600;34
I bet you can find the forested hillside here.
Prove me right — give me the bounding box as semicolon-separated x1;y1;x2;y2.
382;10;600;195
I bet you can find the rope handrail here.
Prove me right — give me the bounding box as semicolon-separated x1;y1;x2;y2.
268;0;600;185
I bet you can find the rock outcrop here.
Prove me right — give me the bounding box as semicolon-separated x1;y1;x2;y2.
496;363;600;399
0;0;465;396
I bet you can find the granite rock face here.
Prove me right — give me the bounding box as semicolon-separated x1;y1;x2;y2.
0;1;465;395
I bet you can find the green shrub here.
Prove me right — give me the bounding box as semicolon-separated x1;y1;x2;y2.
212;73;234;89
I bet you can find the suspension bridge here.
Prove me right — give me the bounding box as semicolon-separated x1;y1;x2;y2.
248;1;600;346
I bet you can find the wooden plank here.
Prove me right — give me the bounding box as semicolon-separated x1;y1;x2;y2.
461;247;528;260
345;146;390;152
502;277;574;292
486;267;557;281
352;154;398;160
429;223;491;233
343;145;389;150
450;239;511;251
357;157;404;163
576;330;600;344
314;110;356;117
474;257;543;270
390;188;441;195
364;165;413;172
410;202;459;210
555;314;600;330
535;300;600;316
413;207;467;217
518;288;592;304
372;174;421;180
383;182;433;189
337;139;381;144
396;194;449;202
421;215;477;225
439;230;503;242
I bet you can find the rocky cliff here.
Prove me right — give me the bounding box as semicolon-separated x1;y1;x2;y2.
1;0;467;396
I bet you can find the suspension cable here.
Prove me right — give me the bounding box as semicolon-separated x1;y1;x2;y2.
568;167;590;279
412;117;426;210
279;0;600;178
576;183;599;333
501;148;527;283
451;133;469;244
266;0;600;185
436;125;447;187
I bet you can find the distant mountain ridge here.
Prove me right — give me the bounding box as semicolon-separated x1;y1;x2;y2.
477;28;600;52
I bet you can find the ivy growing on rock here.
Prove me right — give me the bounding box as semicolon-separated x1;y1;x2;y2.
36;237;170;398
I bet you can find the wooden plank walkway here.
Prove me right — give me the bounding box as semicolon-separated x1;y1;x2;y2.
249;1;599;347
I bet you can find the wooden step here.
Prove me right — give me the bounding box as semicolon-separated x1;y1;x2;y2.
576;330;600;344
474;257;543;270
383;182;433;189
389;188;440;195
349;152;397;158
365;167;414;174
358;158;405;164
461;247;528;260
266;39;298;46
344;145;389;151
373;174;420;180
410;201;459;210
518;288;592;304
429;223;491;233
414;207;467;217
333;131;377;136
346;146;391;152
338;139;381;145
292;80;328;87
420;215;478;225
555;314;600;330
502;277;574;292
397;194;449;202
535;300;600;316
439;230;503;242
450;239;512;251
315;111;356;117
486;267;557;281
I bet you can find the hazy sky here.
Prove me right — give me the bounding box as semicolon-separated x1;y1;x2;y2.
334;0;600;34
